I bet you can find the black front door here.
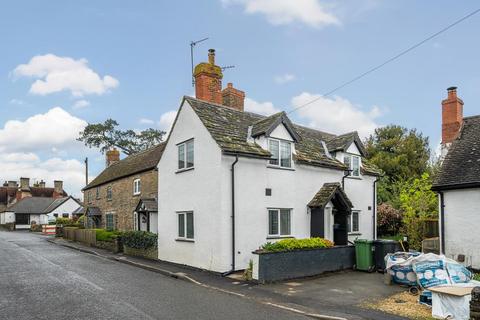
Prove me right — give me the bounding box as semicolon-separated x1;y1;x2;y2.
333;212;348;245
310;207;324;238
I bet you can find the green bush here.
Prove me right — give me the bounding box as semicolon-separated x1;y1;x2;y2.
122;231;157;249
55;217;81;227
474;274;480;281
77;215;85;225
260;237;334;252
95;229;122;242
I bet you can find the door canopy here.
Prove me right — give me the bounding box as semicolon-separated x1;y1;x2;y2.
308;182;353;213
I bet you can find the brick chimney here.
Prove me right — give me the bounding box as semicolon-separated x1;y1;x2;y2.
39;180;46;188
106;148;120;167
194;49;223;104
20;177;30;191
53;180;63;198
8;181;17;188
441;86;464;157
222;83;245;111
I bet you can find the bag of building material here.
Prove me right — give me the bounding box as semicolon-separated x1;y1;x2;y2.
385;252;420;286
446;262;472;284
412;256;451;289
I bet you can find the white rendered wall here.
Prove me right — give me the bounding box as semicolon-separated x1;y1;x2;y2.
443;189;480;268
157;101;231;272
47;198;82;221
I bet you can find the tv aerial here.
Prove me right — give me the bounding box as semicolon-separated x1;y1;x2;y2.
190;37;209;87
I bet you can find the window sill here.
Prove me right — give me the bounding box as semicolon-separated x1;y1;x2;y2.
266;165;295;171
175;238;195;243
133;193;141;197
176;167;194;174
348;232;361;236
345;176;362;180
266;235;294;240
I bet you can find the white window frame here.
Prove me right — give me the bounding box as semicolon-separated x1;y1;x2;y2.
177;211;194;240
105;212;115;231
96;187;100;199
344;154;361;177
133;179;141;195
268;138;292;169
106;186;112;201
177;139;194;171
267;208;292;237
348;210;360;233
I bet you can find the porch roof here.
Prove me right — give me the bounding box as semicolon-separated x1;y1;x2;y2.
135;198;158;212
86;206;102;216
308;182;353;209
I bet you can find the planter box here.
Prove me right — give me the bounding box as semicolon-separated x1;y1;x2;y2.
124;245;157;260
253;245;355;283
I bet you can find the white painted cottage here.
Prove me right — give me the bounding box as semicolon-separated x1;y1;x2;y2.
432;87;480;269
156;50;381;273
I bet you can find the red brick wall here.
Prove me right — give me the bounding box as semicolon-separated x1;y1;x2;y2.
442;88;463;144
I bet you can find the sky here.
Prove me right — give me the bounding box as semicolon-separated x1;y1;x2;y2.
1;0;480;198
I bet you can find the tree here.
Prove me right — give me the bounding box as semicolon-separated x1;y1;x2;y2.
377;203;403;236
78;119;166;155
399;173;438;250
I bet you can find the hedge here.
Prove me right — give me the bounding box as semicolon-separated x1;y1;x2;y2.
260;237;334;253
122;231;157;249
95;229;122;242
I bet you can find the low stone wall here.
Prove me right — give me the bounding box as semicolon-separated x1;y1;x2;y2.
252;245;355;283
124;245;157;260
95;239;122;253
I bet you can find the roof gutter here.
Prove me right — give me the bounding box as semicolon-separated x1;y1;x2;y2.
222;153;239;276
431;181;480;191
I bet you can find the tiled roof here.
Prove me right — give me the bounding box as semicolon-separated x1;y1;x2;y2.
30;187;67;197
135;198;158;212
326;132;366;156
185;96;379;173
44;196;81;213
8;197;56;214
0;187;17;206
84;142;166;190
433;115;480;189
308;182;353;208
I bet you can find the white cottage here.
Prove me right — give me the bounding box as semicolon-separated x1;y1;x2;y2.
156;49;380;273
432;87;480;269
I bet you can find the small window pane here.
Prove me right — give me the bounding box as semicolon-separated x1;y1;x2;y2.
106;214;114;231
280;141;291;168
352;212;359;232
107;187;112;200
352;156;360;176
186;212;194;239
347;215;352;233
186;141;194;168
178;214;185;237
344;155;351;169
268;210;279;235
280;209;291;235
178;144;185;169
268;140;279;165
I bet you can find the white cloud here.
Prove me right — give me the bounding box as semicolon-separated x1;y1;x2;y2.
292;92;382;138
274;73;296;84
158;110;177;134
222;0;339;28
72;99;90;109
139;118;155;125
0;107;87;153
244;97;281;116
13;54;119;97
0;155;85;197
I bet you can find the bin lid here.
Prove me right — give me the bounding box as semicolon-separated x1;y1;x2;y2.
354;239;373;244
374;239;398;243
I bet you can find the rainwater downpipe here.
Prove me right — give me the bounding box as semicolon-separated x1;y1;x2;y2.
373;178;378;240
222;154;239;276
439;191;445;254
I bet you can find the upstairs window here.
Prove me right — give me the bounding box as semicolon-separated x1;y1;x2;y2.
344;154;360;177
96;187;100;199
268;139;292;168
178;140;194;170
133;179;141;195
106;186;112;201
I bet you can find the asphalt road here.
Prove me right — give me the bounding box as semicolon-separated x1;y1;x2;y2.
0;231;308;320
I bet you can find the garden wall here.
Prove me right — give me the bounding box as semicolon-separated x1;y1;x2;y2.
124;245;157;260
252;245;355;283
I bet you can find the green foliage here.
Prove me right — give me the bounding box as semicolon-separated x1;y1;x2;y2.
30;224;42;232
399;173;438;250
260;237;334;252
77;118;166;155
377;203;403;236
77;215;85;225
474;274;480;281
95;229;122;242
122;231;158;249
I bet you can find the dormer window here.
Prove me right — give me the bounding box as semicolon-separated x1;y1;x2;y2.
344;154;360;177
268;139;292;168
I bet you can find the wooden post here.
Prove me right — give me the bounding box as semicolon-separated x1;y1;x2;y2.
471;287;480;319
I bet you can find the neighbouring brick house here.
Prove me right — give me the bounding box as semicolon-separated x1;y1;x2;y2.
82;144;165;232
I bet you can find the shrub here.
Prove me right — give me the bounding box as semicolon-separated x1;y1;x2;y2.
56;217;83;228
377;203;403;236
474;274;480;281
95;229;122;242
77;215;85;225
122;231;158;250
30;223;42;232
260;237;334;253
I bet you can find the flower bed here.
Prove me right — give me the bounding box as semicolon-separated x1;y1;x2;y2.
253;238;354;283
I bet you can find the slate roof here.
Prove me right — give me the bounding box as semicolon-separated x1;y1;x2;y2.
433;115;480;190
8;197;56;214
30;187;67;197
44;196;82;213
184;96;380;174
326;132;366;156
84;142;166;190
72;206;85;215
308;182;353;208
135;198;158;212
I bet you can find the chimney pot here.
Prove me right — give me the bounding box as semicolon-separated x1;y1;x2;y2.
7;180;17;188
194;49;223;104
222;82;245;112
208;49;215;65
20;177;30;190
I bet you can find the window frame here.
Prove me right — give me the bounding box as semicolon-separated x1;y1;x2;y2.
106;186;112;201
95;187;100;199
133;178;141;195
348;210;360;234
267;208;292;237
177;139;194;171
105;213;115;231
344;153;361;177
268;138;293;169
177;211;194;241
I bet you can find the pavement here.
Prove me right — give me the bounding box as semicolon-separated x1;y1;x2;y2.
0;231;409;320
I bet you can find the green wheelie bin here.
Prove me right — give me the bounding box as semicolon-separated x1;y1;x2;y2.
354;239;375;272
